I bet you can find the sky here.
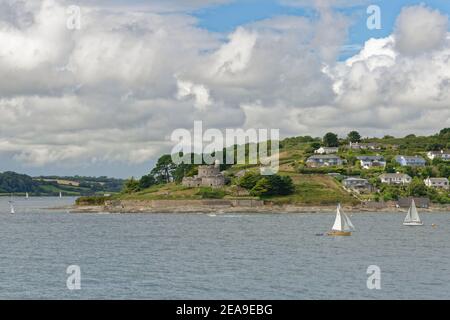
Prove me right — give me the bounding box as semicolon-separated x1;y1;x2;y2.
0;0;449;178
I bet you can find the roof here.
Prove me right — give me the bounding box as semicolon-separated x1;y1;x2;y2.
308;155;342;160
379;173;411;179
343;177;368;182
318;146;338;149
425;177;449;182
395;155;426;161
357;156;385;161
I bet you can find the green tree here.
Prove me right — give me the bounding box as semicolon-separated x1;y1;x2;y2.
323;132;339;147
347;131;361;143
250;175;295;197
123;177;140;193
439;128;450;138
139;174;156;189
238;172;262;190
250;178;271;197
408;178;428;197
150;154;177;184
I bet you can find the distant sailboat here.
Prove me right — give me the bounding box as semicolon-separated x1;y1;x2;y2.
403;199;423;226
9;194;15;214
25;192;29;199
327;204;355;236
59;192;62;198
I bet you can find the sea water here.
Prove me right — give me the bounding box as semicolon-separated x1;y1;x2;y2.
0;197;449;299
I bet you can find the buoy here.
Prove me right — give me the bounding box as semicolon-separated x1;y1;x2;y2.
432;224;437;228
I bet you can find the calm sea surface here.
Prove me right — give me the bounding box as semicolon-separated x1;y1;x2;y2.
0;197;449;299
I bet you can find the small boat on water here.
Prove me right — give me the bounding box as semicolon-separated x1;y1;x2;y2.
403;199;424;226
9;202;15;214
59;192;62;198
8;194;15;214
25;192;29;199
327;204;355;236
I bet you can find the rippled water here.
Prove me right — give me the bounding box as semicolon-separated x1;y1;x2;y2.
0;197;449;299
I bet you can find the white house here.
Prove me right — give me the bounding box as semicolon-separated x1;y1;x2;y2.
427;150;450;161
424;177;449;190
379;173;412;185
357;156;386;169
395;155;426;167
306;155;344;167
349;142;382;150
314;147;339;154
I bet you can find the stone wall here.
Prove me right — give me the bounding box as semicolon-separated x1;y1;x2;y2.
104;199;265;212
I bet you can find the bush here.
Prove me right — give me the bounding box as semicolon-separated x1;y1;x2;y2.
123;177;141;193
196;188;225;199
76;196;107;206
238;172;262;190
249;175;295;197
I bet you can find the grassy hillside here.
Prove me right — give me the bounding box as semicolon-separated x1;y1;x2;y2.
82;129;450;206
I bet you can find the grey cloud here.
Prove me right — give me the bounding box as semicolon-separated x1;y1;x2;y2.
1;0;449;176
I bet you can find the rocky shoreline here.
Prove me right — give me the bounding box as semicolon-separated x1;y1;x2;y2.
67;199;450;214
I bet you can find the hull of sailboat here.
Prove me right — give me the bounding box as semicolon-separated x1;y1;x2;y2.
403;222;424;226
327;231;352;236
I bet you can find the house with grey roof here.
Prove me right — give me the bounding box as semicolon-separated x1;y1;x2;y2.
349;142;382;150
357;156;386;169
427;150;450;161
379;173;412;185
306;155;344;167
342;177;374;193
314;146;339;154
395;155;426;167
424;177;449;190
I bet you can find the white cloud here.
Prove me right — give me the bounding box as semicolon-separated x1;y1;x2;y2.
394;5;449;56
0;0;449;175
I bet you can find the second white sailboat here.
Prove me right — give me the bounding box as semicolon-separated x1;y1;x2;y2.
403;199;424;226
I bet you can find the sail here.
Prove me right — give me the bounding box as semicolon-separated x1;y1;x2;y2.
342;211;355;231
408;199;421;223
332;207;343;231
332;204;355;231
404;207;412;223
10;203;15;214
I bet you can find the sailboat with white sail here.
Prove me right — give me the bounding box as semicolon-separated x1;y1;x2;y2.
403;199;423;226
327;204;355;236
9;202;15;214
59;192;62;198
25;192;29;199
9;194;15;214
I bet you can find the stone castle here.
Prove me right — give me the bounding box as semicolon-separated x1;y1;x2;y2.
182;163;225;188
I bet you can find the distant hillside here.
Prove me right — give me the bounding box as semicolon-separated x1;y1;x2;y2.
104;128;449;206
0;171;124;196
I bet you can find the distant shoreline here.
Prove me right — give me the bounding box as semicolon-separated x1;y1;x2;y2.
67;200;450;214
